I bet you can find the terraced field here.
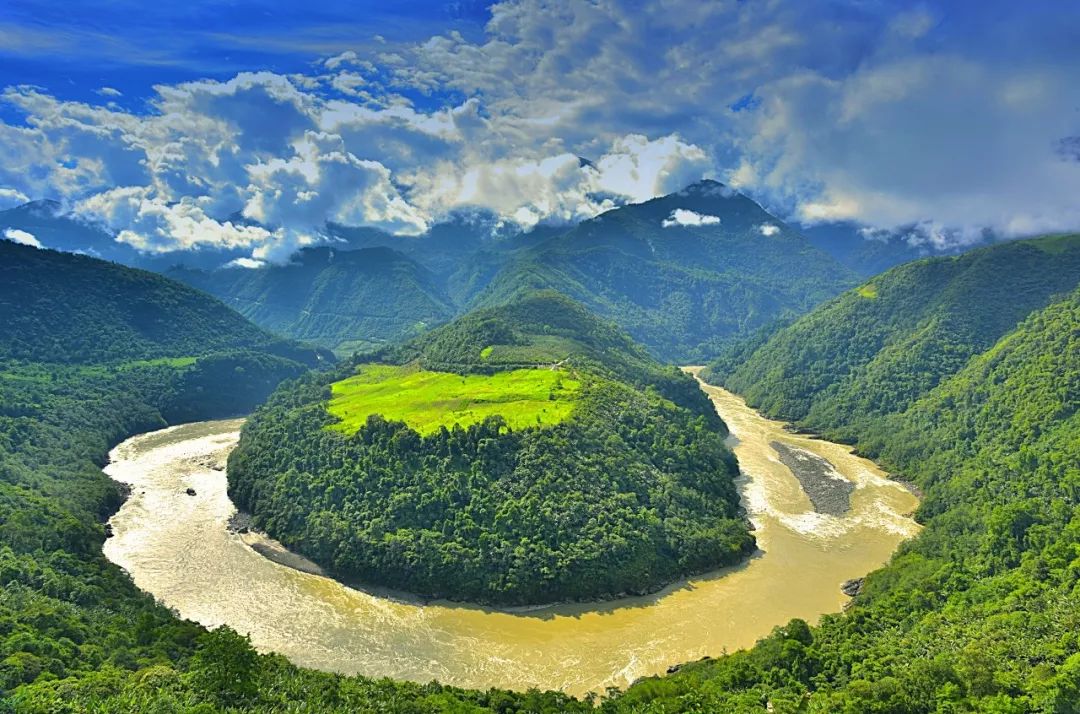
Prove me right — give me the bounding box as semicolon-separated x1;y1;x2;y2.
327;363;581;436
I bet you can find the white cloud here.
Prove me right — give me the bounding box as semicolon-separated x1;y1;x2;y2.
76;187;275;253
243;131;429;246
96;87;123;98
409;133;711;229
1;0;1078;258
225;257;267;269
591;135;711;203
662;209;721;228
0;187;29;209
758;223;780;236
4;227;42;248
330;71;368;97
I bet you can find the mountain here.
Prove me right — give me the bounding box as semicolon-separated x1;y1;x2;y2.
169;246;456;356
473;180;858;361
0;241;589;711
227;291;753;605
6;185;859;363
0;239;330;366
707;233;1080;440
0;239;333;424
614;281;1080;712
0;200;139;264
327;214;562;306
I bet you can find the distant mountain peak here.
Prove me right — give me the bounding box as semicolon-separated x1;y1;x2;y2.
6;198;63;218
676;178;736;198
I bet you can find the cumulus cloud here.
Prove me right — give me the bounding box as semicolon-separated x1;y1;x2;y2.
76;187;275;253
96;87;123;98
0;0;1078;258
409;133;711;229
662;209;721;228
758;223;780;236
243;131;430;247
0;187;29;209
4;228;42;248
226;257;267;269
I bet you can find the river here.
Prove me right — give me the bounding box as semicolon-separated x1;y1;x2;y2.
102;373;919;697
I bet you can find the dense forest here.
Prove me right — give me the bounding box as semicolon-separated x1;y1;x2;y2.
708;233;1080;442
473;180;856;361
5;232;1080;711
228;292;753;604
0;246;590;712
170;246;456;356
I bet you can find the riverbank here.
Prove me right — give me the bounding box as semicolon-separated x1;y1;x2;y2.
101;381;918;697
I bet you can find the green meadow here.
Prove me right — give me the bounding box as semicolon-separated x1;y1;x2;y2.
327;364;581;436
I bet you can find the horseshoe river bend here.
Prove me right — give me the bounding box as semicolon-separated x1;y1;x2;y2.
102;372;919;697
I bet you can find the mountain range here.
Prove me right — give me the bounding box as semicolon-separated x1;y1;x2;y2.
150;180;855;360
2;197;1079;709
11;182;1014;364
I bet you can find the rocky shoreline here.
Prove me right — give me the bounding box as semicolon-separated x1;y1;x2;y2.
227;511;326;577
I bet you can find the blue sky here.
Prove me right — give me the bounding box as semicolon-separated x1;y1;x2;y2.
1;0;1079;260
0;1;488;106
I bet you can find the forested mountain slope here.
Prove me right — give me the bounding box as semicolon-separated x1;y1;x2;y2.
474;180;857;361
0;247;585;712
169;246;456;356
611;284;1080;712
709;233;1080;441
227;291;753;605
0;240;324;365
165;181;856;364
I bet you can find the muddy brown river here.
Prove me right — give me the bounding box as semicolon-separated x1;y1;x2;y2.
102;373;919;696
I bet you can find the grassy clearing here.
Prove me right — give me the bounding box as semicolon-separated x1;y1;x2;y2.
115;356;197;370
327;364;581;436
856;283;878;299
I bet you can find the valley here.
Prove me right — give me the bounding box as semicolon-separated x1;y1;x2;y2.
101;374;918;697
3;200;1077;712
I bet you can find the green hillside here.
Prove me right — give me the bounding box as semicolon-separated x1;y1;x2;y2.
709;233;1080;441
0;247;585;712
327;364;581;435
0;240;322;365
474;180;857;361
226;292;753;605
611;282;1080;712
170;246;456;356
